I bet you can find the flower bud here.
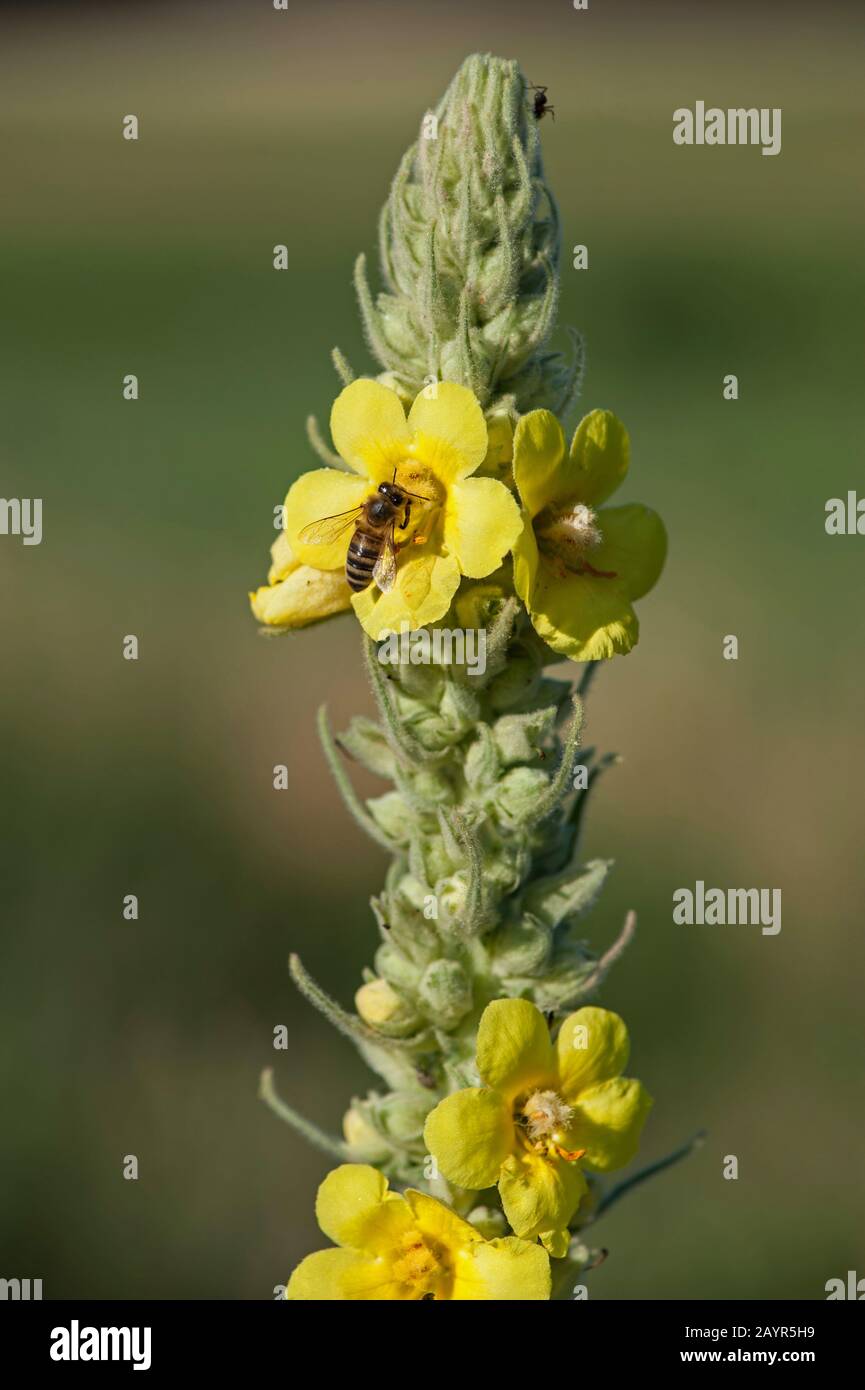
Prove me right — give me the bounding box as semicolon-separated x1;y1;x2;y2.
374;1092;431;1146
493;709;556;766
375;941;423;994
465;727;501;790
466;1205;508;1240
342;1103;391;1163
418;959;473;1028
491;913;552;978
367;791;414;843
494;766;551;824
355;979;421;1037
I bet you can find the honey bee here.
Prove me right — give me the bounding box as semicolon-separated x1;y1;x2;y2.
298;477;431;593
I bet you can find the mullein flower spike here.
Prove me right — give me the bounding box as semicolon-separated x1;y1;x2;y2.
250;53;685;1300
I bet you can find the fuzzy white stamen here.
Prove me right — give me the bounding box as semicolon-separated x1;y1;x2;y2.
522;1089;575;1140
537;503;602;555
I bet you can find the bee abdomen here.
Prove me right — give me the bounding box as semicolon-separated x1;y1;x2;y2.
346;530;379;591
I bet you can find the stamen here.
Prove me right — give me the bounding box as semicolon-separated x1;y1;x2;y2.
555;1145;587;1163
535;501;616;578
521;1089;575;1141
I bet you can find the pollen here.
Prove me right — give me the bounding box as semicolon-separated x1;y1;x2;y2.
392;1233;444;1298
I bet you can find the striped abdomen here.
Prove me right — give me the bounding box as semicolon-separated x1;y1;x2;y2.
346;526;384;592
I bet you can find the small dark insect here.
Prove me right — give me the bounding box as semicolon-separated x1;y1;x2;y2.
529;84;555;122
583;1248;609;1273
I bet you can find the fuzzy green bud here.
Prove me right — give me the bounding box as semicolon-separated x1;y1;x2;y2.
358;53;581;414
494;765;552;823
355;978;421;1037
342;1102;392;1164
417;958;474;1028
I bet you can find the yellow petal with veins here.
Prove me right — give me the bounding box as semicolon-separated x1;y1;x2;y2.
444;476;523;578
424;1087;513;1190
286;1247;406;1301
330;379;411;479
476;998;554;1100
592;503;667;602
314;1164;413;1253
565;1077;653;1173
556;1007;631;1100
407;382;488;479
352;550;461;638
498;1149;587;1244
512;409;567;519
567;409;630;507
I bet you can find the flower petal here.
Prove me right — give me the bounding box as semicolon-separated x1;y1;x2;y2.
352;550;460;638
498;1150;587;1243
525;565;639;662
249;565;353;628
450;1236;552;1300
593;504;667;601
539;1227;571;1259
404;1189;481;1251
330;379;410;478
512;514;540;608
568;409;630;507
444;477;523;578
476;411;515;481
407;382;488;479
267;530;295;583
565;1077;653;1172
314;1163;412;1253
476;998;554;1099
424;1087;513;1190
286;1247;405;1301
512;409;567;519
285;469;371;571
556;1006;631;1100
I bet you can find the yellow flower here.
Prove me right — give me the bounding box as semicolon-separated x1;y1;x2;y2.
512;408;667;661
285;380;522;639
424;999;652;1257
286;1164;551;1300
249;531;353;629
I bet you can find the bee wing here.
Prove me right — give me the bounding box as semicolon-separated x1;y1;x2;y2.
298;507;362;545
372;525;398;593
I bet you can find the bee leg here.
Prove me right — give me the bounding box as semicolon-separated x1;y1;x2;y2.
402;501;412;530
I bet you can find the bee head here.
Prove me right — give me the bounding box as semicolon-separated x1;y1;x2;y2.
378;482;405;507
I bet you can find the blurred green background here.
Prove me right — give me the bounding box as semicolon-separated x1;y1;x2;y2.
1;0;863;1299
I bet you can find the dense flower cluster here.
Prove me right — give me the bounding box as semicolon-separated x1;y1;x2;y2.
250;52;680;1302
